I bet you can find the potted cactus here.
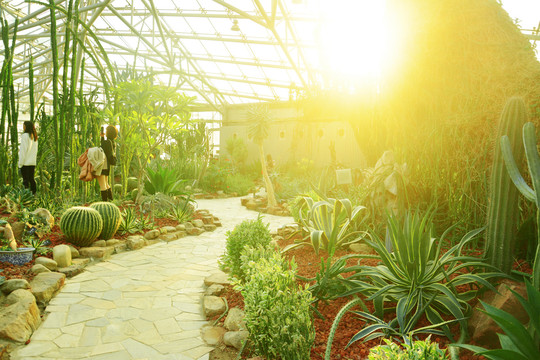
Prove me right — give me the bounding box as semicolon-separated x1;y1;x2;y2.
0;219;35;265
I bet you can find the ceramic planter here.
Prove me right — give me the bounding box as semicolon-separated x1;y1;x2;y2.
0;247;35;265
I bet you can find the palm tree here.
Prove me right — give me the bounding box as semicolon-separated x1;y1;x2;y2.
247;104;277;208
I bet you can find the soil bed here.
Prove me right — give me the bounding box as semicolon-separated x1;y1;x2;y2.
216;234;534;359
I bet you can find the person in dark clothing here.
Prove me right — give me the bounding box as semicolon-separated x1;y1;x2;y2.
96;125;117;201
18;121;39;194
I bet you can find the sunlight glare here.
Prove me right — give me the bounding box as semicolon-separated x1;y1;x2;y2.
314;0;393;86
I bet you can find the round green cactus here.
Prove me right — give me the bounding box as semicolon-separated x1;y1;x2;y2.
60;207;103;247
90;202;122;240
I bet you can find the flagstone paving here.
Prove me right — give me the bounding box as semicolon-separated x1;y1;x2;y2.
11;197;294;360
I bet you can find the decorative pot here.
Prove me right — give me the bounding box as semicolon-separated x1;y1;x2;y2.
0;247;35;265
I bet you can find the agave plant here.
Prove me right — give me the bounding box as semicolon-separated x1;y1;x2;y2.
7;187;34;210
169;196;195;223
118;207;140;235
284;195;368;257
144;163;186;196
346;211;502;340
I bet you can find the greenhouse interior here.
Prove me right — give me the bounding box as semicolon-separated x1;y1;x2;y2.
1;0;540;359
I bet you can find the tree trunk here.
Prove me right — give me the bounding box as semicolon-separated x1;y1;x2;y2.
258;143;277;207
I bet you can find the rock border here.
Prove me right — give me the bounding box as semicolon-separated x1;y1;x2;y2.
0;208;222;356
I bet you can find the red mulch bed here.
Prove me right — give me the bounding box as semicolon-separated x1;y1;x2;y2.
214;234;533;359
1;207;181;281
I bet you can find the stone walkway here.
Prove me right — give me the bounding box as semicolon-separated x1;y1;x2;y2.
11;197;294;360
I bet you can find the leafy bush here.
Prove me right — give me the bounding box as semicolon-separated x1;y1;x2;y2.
225;136;248;168
237;253;315;360
454;280;540;360
200;160;232;192
220;216;272;281
369;337;449;360
224;173;254;195
239;245;278;283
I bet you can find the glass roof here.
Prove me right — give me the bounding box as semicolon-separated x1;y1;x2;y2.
1;0;321;113
0;0;537;114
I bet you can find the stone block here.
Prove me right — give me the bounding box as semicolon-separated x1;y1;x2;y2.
201;326;226;346
105;239;122;246
175;224;186;231
223;330;248;350
186;227;205;236
79;246;115;260
244;200;258;210
57;263;85;278
113;243;128;253
201;216;214;224
469;280;528;348
34;257;58;271
29;272;66;307
72;258;91;266
192;219;205;228
224;307;245;331
1;279;30;295
0;289;41;342
93;240;106;247
158;233;178;242
144;229;160;240
204;271;230;287
126;236;146;250
161;226;177;234
203;224;217;232
205;284;224;296
203;296;226;318
68;245;80;258
53;244;72;268
30;264;50;275
175;231;187;239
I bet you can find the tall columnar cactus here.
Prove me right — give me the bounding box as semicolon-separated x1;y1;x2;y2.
486;97;528;274
60;207;103;247
501;122;540;291
89;202;122;240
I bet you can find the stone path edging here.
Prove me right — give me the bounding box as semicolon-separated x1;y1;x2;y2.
10;197;294;360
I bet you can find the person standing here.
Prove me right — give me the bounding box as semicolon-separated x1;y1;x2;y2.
96;125;117;201
18;121;39;194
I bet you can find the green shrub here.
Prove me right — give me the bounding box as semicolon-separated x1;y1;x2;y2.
369;337;448;360
239;245;278;283
220;216;272;281
237;253;315;360
225;173;253;195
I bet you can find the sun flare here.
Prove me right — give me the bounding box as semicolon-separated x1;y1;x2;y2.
315;0;394;86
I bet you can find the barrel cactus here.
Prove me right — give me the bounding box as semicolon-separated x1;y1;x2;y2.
90;202;122;240
60;207;103;247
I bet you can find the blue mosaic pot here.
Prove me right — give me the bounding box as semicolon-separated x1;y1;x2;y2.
0;247;35;265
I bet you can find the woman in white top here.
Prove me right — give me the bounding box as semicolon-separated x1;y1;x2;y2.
18;121;39;194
